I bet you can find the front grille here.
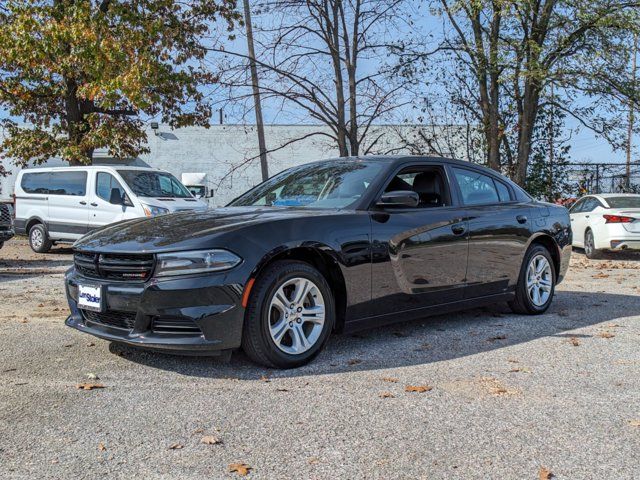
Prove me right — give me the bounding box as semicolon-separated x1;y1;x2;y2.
82;310;136;330
152;317;203;335
74;252;155;281
0;204;12;225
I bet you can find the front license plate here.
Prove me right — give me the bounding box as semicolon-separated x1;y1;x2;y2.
78;284;103;312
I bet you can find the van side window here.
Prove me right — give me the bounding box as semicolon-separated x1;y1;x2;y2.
96;173;126;202
452;168;499;205
21;171;87;196
21;172;50;194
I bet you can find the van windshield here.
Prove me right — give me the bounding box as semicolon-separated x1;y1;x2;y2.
117;170;192;198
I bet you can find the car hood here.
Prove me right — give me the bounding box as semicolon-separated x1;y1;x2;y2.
74;206;346;253
140;196;208;212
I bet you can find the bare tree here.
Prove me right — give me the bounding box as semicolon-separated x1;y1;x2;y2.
427;0;640;185
210;0;416;157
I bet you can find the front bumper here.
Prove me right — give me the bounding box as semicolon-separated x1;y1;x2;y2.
65;267;246;355
0;227;14;242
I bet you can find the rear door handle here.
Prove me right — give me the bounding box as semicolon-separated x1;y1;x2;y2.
91;202;98;207
516;215;527;224
451;224;466;236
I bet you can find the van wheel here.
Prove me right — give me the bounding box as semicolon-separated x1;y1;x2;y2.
29;224;52;253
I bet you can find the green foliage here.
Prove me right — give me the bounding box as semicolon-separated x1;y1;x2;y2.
0;0;239;165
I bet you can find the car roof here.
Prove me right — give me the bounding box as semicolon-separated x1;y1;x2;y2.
592;193;640;198
19;165;162;173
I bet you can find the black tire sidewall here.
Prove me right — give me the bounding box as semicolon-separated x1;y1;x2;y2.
29;224;50;253
247;261;335;368
518;245;556;314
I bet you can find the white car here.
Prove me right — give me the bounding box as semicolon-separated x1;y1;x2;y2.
14;166;208;253
569;193;640;258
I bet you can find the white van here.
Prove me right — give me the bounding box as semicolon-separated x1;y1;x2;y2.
14;166;208;253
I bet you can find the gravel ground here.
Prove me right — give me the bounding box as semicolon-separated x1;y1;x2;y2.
1;239;639;479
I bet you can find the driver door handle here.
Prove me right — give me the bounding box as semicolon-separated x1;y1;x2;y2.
79;201;87;205
451;224;466;236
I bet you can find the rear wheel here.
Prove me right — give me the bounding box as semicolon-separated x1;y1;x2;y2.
29;223;52;253
242;260;334;369
509;244;556;315
584;229;603;259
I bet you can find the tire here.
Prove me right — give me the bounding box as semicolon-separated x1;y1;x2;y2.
0;241;3;250
242;260;335;369
509;244;556;315
584;229;603;259
29;223;52;253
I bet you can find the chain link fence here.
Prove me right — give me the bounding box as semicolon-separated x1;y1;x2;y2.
563;162;640;196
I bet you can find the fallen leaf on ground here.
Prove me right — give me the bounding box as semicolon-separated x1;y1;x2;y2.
379;391;395;398
507;358;519;363
229;463;251;476
200;436;222;445
75;383;105;390
259;375;270;382
539;467;554;479
405;385;432;393
629;420;640;427
98;443;106;451
168;443;183;450
308;457;320;465
487;335;507;342
87;342;95;347
598;332;615;339
86;373;98;380
381;377;398;383
276;388;289;392
347;358;362;365
509;367;531;373
592;272;609;279
569;337;581;346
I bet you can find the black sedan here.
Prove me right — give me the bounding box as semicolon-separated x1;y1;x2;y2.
65;156;572;368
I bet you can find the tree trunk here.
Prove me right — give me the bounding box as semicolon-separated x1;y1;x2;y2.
515;86;541;186
243;0;269;181
328;1;348;157
64;77;92;165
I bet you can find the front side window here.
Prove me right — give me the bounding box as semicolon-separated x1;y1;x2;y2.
96;172;126;202
383;167;450;207
453;168;500;205
230;160;385;209
117;170;192;198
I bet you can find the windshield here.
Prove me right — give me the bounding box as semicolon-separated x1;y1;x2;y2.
606;196;640;209
229;160;385;209
117;170;192;198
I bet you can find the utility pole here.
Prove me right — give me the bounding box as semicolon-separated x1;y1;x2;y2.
627;33;638;191
243;0;269;182
548;82;555;202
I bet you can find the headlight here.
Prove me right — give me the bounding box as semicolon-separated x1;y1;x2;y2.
143;204;170;217
154;249;242;277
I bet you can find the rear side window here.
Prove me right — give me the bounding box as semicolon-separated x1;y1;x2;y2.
22;171;87;196
495;180;512;202
452;168;500;205
49;172;87;196
21;172;50;194
96;172;126;202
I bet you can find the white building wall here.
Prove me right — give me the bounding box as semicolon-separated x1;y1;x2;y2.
1;124;473;205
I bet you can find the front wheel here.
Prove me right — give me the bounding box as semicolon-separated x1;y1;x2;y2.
509;244;556;315
29;224;52;253
242;260;335;369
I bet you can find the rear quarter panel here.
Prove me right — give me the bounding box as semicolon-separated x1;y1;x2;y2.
528;202;572;283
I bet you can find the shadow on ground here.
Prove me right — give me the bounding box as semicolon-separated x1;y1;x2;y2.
109;289;638;379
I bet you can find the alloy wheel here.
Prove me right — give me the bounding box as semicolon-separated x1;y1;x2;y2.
585;231;594;256
526;254;552;307
31;228;43;250
268;277;325;355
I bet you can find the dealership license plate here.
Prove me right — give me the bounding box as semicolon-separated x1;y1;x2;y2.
77;284;103;312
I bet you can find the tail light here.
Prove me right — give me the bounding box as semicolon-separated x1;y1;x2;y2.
603;214;635;223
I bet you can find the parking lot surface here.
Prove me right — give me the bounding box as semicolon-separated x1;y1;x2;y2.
1;239;639;479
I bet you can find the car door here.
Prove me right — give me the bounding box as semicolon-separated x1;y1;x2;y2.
88;171;130;230
450;166;532;299
367;163;469;318
46;170;90;239
569;197;591;247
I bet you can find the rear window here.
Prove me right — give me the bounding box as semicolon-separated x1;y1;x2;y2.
21;171;87;196
605;197;640;208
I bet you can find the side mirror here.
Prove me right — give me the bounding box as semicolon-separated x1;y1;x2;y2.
109;188;124;205
377;190;420;208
